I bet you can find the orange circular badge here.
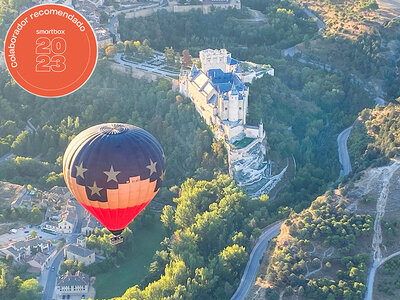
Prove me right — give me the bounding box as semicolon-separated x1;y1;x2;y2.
4;4;97;98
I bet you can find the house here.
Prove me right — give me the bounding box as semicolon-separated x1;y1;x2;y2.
95;27;113;47
1;238;50;262
12;238;50;256
27;252;50;271
55;271;91;300
64;237;95;266
45;207;60;221
81;214;101;236
58;206;77;234
43;221;58;233
0;246;24;262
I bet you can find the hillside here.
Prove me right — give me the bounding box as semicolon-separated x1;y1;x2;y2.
262;189;373;299
252;103;400;300
348;103;400;172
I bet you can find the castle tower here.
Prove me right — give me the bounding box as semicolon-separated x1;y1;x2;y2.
199;49;229;74
228;84;239;122
77;235;86;248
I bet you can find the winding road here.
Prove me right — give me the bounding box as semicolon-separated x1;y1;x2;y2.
337;126;353;178
230;221;282;300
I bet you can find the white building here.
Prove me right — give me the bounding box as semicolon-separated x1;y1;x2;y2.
64;236;95;266
55;271;90;300
58;206;77;234
1;238;50;262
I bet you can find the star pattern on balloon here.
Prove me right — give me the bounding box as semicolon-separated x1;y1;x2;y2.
73;157;164;203
88;181;102;197
75;162;87;179
104;165;120;182
146;159;157;176
160;170;166;181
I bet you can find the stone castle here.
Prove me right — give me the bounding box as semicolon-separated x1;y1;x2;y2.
179;48;272;143
180;49;288;199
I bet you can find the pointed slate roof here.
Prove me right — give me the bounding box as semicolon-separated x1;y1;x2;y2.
190;65;200;80
231;83;239;95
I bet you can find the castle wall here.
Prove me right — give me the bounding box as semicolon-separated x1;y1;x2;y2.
109;62;168;82
244;126;259;138
124;2;240;19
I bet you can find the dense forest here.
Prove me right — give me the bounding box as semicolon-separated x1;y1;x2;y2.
266;193;373;299
118;1;318;59
115;175;282;300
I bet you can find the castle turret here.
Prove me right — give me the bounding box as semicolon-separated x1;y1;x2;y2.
228;84;239;122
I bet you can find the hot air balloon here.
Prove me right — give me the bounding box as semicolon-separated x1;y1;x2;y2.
63;123;165;244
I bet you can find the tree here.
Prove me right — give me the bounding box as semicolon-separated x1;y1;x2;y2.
29;230;37;238
14;278;42;300
29;206;42;225
164;47;176;64
181;49;193;68
100;11;109;24
161;205;175;235
105;45;117;58
0;267;6;290
11;131;30;156
217;244;248;283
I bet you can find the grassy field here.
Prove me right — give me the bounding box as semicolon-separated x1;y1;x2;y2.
94;219;166;299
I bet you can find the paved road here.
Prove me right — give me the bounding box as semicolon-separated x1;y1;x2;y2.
0;153;14;164
337;126;353;178
108;15;120;42
41;249;64;300
40;201;84;298
303;8;325;30
245;8;267;23
230;222;282;300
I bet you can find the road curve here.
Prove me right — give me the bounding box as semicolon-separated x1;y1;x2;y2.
337;126;353;178
230;221;283;300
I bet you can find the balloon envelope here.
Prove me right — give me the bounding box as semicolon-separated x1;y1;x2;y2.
63;123;165;235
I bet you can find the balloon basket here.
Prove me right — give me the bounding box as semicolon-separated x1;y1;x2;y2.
110;235;124;245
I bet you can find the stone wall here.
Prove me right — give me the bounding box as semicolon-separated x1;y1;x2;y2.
109;62;164;81
124;2;240;19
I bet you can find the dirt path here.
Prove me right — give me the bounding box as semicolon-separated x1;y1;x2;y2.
365;160;400;300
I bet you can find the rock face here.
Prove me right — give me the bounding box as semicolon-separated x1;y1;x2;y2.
229;136;287;198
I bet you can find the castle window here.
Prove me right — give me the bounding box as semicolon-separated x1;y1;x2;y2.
239;107;242;110
225;108;227;110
